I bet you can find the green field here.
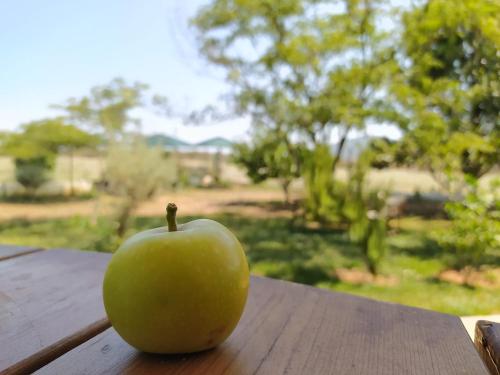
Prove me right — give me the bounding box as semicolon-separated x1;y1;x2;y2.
1;213;498;316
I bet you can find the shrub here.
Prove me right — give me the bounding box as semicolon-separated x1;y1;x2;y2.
302;145;339;221
14;156;54;193
303;146;390;275
342;151;389;275
434;177;500;270
233;129;301;205
103;138;171;237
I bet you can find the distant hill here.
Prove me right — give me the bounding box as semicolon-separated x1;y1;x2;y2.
146;134;191;148
146;132;371;159
145;134;233;153
196;137;233;148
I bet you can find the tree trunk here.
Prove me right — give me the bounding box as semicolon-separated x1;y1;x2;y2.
213;150;222;185
174;147;180;190
91;193;100;226
90;153;104;226
367;260;378;276
69;148;75;196
463;266;476;289
116;200;135;237
332;128;350;174
281;178;291;206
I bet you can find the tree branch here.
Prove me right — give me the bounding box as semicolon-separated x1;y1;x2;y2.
332;127;350;172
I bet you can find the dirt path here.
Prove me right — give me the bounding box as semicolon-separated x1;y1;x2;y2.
0;187;294;222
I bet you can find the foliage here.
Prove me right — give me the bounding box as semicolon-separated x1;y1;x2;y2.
302;144;339;221
233;127;301;203
301;146;390;275
1;119;98;193
55;78;168;142
14;157;53;192
194;0;395;140
193;0;397;215
3;118;98;158
392;0;500;194
342;151;389;275
433;177;500;271
103;137;171;236
55;78;177;191
366;137;413;169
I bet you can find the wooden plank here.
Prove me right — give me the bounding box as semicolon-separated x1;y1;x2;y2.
0;244;42;261
0;249;111;375
35;276;487;375
475;320;500;375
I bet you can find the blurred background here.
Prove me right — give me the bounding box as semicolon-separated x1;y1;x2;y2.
0;0;498;317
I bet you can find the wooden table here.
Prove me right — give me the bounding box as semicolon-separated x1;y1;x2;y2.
0;245;491;374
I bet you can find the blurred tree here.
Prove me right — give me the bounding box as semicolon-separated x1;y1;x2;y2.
342;150;389;275
233;127;301;204
1;119;98;194
13;157;53;194
54;78;160;142
432;177;500;282
103;137;170;237
55;78;175;193
392;0;500;195
302;144;337;221
53;77;175;224
193;0;396;219
22;118;99;194
52;124;100;195
366;137;397;169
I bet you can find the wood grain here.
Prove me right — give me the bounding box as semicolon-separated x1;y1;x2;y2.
0;249;111;375
36;276;487;375
0;244;42;261
475;320;500;375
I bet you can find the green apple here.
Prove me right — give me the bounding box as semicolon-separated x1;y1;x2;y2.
103;203;249;354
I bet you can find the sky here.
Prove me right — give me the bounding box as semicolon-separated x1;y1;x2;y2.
0;0;401;143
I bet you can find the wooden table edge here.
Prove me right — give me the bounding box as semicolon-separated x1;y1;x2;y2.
2;318;111;375
0;246;44;261
254;275;488;370
254;274;470;319
475;320;500;375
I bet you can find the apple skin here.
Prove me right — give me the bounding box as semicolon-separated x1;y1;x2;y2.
103;219;249;354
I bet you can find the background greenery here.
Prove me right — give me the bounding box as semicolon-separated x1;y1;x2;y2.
0;212;498;315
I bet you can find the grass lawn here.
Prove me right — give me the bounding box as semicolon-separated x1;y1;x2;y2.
0;214;498;316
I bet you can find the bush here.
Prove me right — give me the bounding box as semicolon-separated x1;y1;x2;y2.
233;129;301;205
303;146;390;275
342;151;389;275
302;145;339;221
104;138;171;236
433;178;500;270
14;156;54;193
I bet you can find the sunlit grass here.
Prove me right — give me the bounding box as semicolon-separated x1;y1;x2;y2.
0;214;498;316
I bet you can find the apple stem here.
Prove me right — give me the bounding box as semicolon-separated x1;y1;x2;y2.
166;203;178;232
